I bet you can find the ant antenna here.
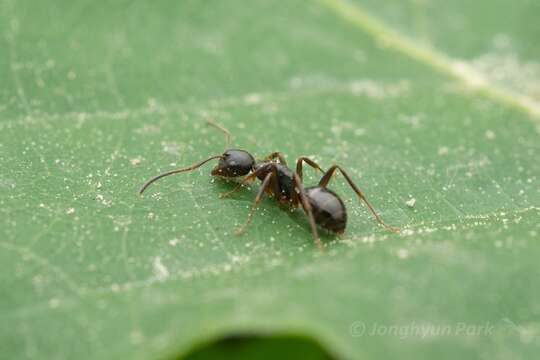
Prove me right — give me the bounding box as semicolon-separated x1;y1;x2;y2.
139;155;222;195
206;120;232;149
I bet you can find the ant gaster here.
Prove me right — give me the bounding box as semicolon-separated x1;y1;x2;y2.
139;121;399;251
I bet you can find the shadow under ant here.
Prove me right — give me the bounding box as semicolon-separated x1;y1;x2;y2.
212;176;344;246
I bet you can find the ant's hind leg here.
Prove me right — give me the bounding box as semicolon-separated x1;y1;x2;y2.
296;157;325;182
318;165;338;188
319;165;400;233
234;172;274;236
293;174;324;252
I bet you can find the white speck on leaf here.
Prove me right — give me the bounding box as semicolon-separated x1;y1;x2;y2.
485;130;496;140
397;248;409;259
48;298;60;309
153;257;169;281
399;114;422;128
244;93;262;104
354;128;366;136
161;141;181;156
405;198;416;208
130;158;142;166
96;194;112;207
438;146;449;156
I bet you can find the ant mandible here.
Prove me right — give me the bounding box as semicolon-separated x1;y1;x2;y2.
139;121;399;251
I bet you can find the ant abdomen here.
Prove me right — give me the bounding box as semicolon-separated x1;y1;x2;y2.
305;186;347;234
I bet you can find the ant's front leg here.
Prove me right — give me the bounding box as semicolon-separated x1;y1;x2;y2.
219;174;256;198
235;164;279;235
264;152;288;165
219;167;264;198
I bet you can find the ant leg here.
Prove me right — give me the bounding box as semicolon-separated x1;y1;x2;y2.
319;165;400;233
293;173;324;252
295;156;325;182
264;152;288;165
219;165;268;198
219;173;257;198
139;155;222;195
235;164;280;235
235;172;274;236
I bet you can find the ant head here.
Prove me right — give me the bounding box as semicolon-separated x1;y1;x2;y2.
211;149;255;177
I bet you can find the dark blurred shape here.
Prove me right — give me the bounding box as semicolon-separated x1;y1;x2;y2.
181;334;336;360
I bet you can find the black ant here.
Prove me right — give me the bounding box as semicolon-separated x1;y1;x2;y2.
139;121;399;251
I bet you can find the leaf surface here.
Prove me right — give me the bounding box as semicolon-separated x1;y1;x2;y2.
1;1;539;359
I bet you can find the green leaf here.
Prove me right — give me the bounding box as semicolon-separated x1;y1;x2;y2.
1;0;539;359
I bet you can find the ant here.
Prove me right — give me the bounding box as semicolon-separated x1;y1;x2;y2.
139;121;399;251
